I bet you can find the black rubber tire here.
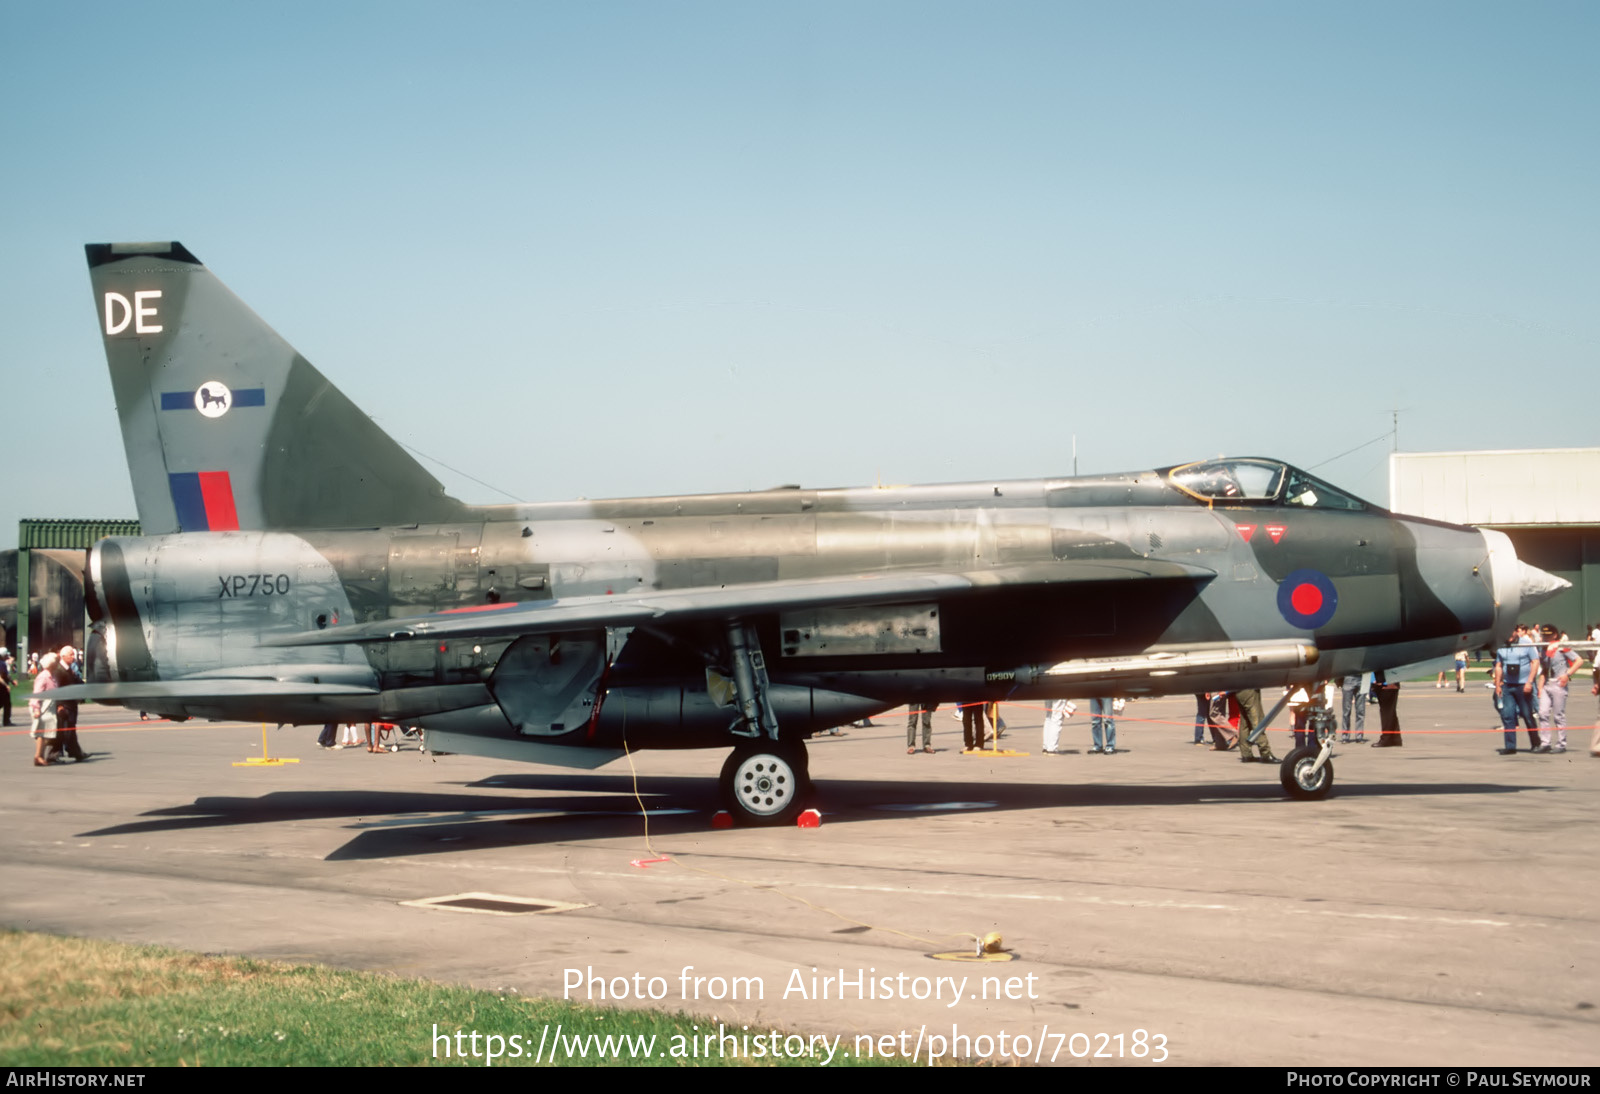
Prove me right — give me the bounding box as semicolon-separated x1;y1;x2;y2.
1280;745;1334;800
720;741;810;826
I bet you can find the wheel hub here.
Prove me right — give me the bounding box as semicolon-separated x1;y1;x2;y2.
736;755;793;816
1295;757;1326;790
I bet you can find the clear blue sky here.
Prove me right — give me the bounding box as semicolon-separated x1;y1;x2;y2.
3;2;1595;545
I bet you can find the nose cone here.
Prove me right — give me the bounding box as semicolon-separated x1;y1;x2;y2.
1480;529;1571;638
1518;560;1570;612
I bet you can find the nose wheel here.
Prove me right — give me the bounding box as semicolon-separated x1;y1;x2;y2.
720;741;811;825
1280;744;1335;800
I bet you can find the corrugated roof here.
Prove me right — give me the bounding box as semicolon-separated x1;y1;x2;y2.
17;519;142;550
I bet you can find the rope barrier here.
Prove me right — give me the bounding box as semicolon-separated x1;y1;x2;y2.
915;700;1598;736
1;717;180;737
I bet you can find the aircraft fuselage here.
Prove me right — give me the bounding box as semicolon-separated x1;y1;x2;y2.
88;466;1506;753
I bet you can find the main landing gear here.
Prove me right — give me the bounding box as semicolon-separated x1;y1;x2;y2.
720;739;811;825
716;620;812;825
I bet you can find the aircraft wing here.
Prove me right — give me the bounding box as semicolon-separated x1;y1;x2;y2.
47;679;380;703
262;560;1214;648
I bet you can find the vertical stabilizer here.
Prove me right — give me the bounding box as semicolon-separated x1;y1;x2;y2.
87;242;469;533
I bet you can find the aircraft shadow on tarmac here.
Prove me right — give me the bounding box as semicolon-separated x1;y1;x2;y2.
76;773;1540;862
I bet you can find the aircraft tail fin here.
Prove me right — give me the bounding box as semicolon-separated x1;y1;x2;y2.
86;242;470;534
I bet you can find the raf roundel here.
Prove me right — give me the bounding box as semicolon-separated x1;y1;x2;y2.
195;381;232;418
1276;568;1338;630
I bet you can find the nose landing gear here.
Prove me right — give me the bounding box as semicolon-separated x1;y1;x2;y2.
1280;745;1334;799
1280;697;1336;800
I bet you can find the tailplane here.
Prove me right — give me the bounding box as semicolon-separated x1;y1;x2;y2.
87;242;469;533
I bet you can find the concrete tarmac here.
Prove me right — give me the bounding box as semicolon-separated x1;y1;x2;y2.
3;691;1597;1067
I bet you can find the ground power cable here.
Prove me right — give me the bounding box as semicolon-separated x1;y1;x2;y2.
619;737;1002;957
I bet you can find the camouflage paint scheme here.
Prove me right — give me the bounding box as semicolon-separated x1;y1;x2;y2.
67;243;1567;813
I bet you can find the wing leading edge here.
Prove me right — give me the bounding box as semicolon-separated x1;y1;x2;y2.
48;679;380;703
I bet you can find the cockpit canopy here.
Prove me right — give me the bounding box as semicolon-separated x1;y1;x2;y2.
1167;458;1369;511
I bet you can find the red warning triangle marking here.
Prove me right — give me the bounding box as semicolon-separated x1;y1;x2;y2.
1235;523;1256;542
1266;524;1287;544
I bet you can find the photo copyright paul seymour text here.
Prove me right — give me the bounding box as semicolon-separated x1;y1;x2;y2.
1288;1074;1592;1088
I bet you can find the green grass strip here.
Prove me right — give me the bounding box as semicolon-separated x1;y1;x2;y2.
0;931;903;1066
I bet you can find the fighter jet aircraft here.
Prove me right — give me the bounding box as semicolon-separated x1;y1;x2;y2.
62;241;1567;819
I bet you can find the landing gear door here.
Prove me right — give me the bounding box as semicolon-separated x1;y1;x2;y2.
489;631;607;737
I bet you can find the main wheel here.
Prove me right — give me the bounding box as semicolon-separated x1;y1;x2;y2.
720;741;810;826
1280;745;1334;800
